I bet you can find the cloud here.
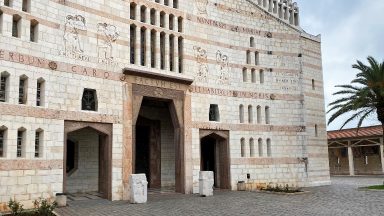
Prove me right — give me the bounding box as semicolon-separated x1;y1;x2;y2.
298;0;384;130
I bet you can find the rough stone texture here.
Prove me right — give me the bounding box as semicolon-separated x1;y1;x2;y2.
129;174;148;204
198;171;214;196
0;0;329;207
55;177;384;216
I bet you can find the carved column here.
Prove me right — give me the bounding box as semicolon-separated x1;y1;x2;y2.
169;0;174;8
136;3;141;22
174;37;179;73
155;31;161;69
273;0;278;13
145;29;151;68
164;13;169;30
164;34;170;71
135;26;141;65
348;143;355;176
289;9;294;24
160;0;164;4
294;11;300;26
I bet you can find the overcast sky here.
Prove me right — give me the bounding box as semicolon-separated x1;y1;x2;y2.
296;0;384;130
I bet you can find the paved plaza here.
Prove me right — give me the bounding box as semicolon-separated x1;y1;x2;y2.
55;177;384;216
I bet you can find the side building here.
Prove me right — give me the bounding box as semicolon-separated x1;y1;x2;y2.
0;0;330;209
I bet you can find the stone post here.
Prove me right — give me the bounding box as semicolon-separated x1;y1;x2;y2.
348;143;354;176
199;171;214;197
130;174;148;204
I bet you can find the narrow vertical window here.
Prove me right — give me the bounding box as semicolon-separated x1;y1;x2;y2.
81;89;97;111
251;69;256;83
36;78;45;107
130;3;136;20
164;0;169;6
4;0;12;7
130;25;136;64
315;124;318;137
140;27;146;66
178;37;183;73
160;32;165;70
173;0;178;8
35;129;43;158
150;30;156;68
22;0;30;12
241;138;245;158
260;70;264;84
178;17;183;32
312;79;315;90
0;127;6;157
19;75;28;105
0;72;9;102
257;106;261;124
242;68;247;82
267;138;271;157
258;138;263;157
12;14;21;38
17;128;25;158
140;6;146;22
239;104;244;123
150;9;156;25
0;10;3;34
250;37;255;47
209;104;220;122
169;14;174;30
246;50;251;64
160;12;165;28
250;138;255;157
30;19;38;42
169;34;174;71
255;51;259;65
248;105;253;123
265;106;270;124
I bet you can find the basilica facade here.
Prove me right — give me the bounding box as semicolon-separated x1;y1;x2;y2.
0;0;329;209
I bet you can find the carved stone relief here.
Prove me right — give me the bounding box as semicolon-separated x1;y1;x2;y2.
97;23;120;63
193;46;208;82
63;15;87;57
195;0;209;15
216;50;229;84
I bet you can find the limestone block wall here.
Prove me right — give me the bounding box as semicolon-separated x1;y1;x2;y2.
66;128;100;194
0;116;63;208
300;36;330;186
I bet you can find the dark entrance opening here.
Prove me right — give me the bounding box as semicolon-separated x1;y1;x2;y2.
201;136;217;187
200;132;231;189
135;125;150;182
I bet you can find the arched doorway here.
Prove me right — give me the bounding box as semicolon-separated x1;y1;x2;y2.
64;121;112;200
200;131;230;189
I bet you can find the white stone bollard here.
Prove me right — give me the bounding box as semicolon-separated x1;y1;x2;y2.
130;174;148;204
199;171;214;197
55;193;67;207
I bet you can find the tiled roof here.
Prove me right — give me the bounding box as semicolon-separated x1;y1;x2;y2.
328;125;383;140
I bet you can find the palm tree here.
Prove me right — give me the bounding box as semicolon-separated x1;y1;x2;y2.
327;56;384;136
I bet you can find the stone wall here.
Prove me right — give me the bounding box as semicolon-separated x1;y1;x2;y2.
66;128;100;194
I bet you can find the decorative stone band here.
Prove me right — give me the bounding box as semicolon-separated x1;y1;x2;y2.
191;121;306;133
0;159;63;171
231;157;302;165
191;86;303;101
0;103;121;124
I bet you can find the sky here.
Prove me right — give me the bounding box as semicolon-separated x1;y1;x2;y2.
296;0;384;130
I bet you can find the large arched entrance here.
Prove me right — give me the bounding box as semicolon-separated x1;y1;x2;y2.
200;130;231;189
63;121;112;200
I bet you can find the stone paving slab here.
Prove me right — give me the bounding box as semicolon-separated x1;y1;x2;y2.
55;177;384;216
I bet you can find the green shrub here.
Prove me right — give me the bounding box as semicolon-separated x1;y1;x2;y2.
7;199;24;216
33;198;57;216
